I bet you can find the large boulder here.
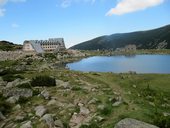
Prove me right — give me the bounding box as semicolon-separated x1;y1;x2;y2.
2;88;33;98
114;118;159;128
6;79;31;88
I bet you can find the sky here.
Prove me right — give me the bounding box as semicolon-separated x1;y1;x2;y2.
0;0;170;48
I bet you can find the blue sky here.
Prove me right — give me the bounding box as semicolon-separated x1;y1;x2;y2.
0;0;170;48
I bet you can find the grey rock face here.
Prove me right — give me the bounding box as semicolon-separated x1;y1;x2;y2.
114;118;159;128
20;121;32;128
34;105;47;117
41;114;55;128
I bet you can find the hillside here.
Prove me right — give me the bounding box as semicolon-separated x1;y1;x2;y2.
70;24;170;50
0;40;22;51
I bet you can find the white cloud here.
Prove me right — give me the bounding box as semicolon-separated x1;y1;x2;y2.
0;0;26;17
11;23;19;28
0;8;5;16
106;0;164;16
60;0;96;8
61;0;71;8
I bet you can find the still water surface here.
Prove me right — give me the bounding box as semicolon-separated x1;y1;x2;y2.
67;55;170;74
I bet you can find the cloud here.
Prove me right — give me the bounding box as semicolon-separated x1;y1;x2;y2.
61;0;71;8
11;23;19;28
0;8;5;16
0;0;26;17
60;0;96;8
106;0;164;16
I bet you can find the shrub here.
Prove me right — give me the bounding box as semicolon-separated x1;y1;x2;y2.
17;83;32;89
99;104;112;116
153;112;170;128
2;74;24;82
0;94;12;114
31;75;56;87
80;122;100;128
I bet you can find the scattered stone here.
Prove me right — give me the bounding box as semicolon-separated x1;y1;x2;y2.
80;107;90;115
0;77;7;86
6;96;19;104
127;91;131;95
69;113;85;128
95;116;105;122
132;85;136;88
41;89;50;100
97;105;105;110
34;106;47;117
137;93;141;97
114;118;159;128
149;102;155;107
47;99;57;106
88;98;99;104
20;121;32;128
78;103;84;107
112;101;122;107
0;111;6;120
15;115;25;122
91;88;97;92
57;80;70;89
6;78;21;88
54;120;64;128
163;112;170;117
13;104;21;110
41;114;55;128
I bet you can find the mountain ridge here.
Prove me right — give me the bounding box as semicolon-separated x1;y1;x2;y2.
70;24;170;50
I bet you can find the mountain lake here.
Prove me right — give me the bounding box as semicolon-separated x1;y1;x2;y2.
67;55;170;74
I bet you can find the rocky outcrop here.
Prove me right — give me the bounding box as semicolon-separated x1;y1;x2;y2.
114;118;159;128
0;51;25;61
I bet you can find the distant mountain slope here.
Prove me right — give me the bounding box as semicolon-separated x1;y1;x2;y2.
70;25;170;50
0;41;22;51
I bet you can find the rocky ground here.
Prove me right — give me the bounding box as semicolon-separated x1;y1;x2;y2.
0;52;170;128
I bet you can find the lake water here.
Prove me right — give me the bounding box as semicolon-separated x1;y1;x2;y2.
66;55;170;74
